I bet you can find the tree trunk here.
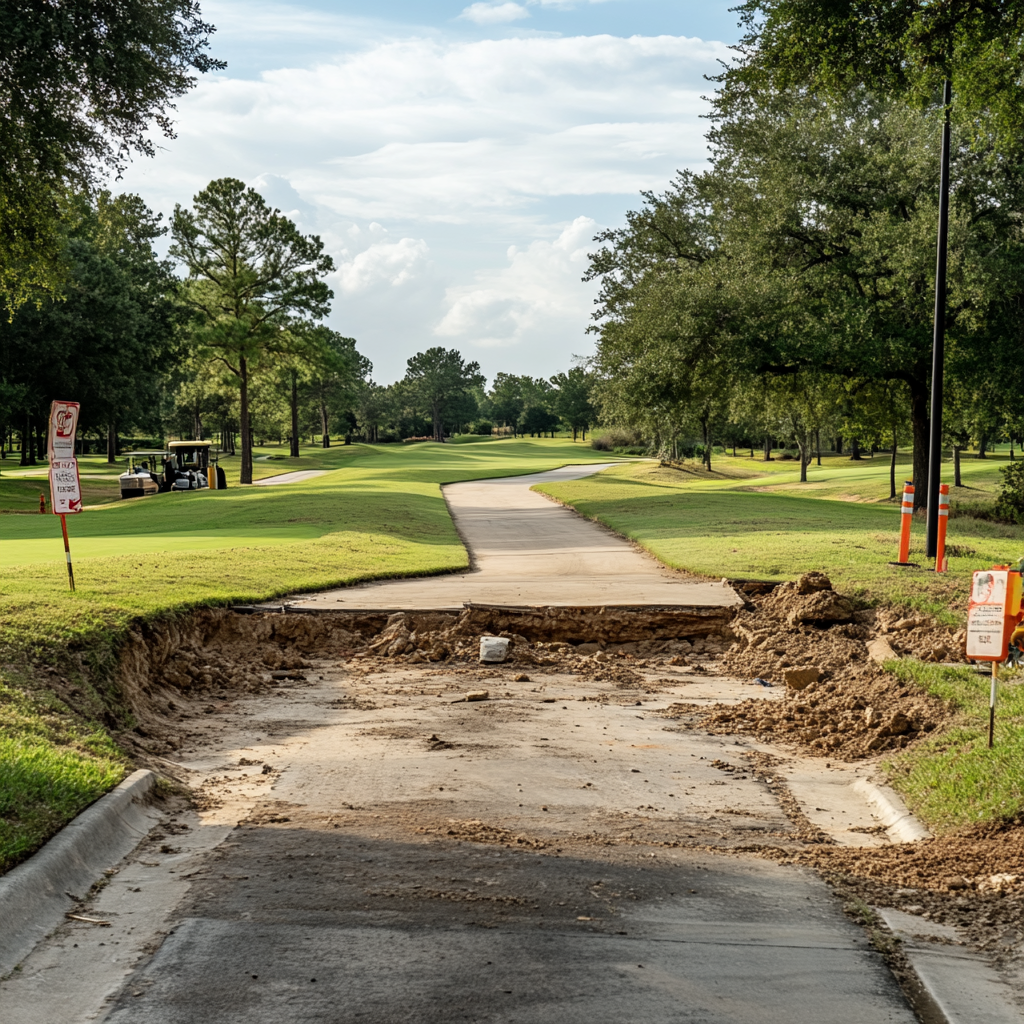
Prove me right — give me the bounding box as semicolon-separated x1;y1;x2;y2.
432;401;444;443
977;433;988;458
849;437;863;460
20;414;29;465
762;436;771;461
106;421;117;464
835;434;843;455
572;426;577;442
321;402;330;448
797;434;809;482
290;371;300;457
909;380;930;510
240;356;253;484
815;428;821;466
701;416;712;471
890;424;898;500
954;445;962;487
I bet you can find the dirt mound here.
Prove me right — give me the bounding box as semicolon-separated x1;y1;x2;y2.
784;815;1024;894
686;669;951;759
356;609;731;690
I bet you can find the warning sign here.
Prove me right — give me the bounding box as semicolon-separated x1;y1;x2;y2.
966;569;1021;660
49;458;83;514
48;400;80;460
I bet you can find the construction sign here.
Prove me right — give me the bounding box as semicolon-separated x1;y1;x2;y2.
47;400;80;460
49;458;83;514
966;569;1022;661
47;400;82;591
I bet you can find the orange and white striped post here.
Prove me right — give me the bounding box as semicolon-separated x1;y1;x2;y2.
898;481;914;563
935;483;949;572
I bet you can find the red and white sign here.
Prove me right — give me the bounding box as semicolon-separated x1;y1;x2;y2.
49;458;83;514
48;400;80;460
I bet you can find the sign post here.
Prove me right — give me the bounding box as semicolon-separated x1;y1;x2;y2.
47;401;82;591
965;567;1023;748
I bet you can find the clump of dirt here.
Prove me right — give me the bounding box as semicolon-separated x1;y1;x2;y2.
690;669;952;759
686;572;963;759
357;610;730;683
783;814;1024;894
418;819;549;849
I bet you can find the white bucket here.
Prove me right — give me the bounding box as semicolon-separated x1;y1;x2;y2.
479;636;510;663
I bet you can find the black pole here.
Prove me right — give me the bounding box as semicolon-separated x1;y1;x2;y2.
926;77;952;560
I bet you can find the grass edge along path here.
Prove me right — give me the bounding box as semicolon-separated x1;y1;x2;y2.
0;440;620;874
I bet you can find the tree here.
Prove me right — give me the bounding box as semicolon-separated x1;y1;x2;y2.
299;328;371;447
488;374;526;437
1;0;223;309
403;347;485;443
551;368;596;441
0;191;177;463
170;178;334;483
728;0;1024;546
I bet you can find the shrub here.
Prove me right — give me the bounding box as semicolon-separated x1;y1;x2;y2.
471;421;493;435
993;463;1024;524
591;427;645;452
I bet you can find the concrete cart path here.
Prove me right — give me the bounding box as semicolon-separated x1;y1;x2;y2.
293;463;737;610
1;668;917;1024
252;469;327;486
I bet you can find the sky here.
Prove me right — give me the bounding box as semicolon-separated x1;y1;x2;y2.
118;0;745;384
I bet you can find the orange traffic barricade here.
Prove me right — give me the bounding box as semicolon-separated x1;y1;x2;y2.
897;481;914;563
935;483;949;572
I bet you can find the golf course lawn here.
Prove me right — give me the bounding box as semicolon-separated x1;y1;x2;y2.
537;452;1024;618
0;438;620;653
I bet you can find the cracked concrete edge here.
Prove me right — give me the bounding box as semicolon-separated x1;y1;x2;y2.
852;777;931;842
875;910;1022;1024
0;769;160;978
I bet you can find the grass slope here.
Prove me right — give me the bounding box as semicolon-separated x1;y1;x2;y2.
0;438;615;871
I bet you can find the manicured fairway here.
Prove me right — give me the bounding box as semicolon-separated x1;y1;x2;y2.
0;439;620;652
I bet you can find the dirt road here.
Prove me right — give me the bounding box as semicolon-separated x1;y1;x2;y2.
294;464;738;609
2;655;915;1023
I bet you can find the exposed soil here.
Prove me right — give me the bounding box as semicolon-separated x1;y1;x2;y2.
679;573;966;760
777;817;1024;970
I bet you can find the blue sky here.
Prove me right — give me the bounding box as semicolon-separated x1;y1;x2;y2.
119;0;744;383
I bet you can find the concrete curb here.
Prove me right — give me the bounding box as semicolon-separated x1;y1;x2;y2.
852;778;931;843
876;909;1022;1023
0;769;159;977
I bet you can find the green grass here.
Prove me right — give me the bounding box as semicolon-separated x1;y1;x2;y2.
883;661;1024;831
0;676;127;873
0;437;617;873
537;458;1024;618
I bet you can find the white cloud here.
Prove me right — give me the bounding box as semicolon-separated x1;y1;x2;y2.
333;236;431;295
459;2;529;24
436;216;598;354
118;29;726;381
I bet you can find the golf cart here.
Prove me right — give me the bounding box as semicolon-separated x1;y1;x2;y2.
119;441;226;499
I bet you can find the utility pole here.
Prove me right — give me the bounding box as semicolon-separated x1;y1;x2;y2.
926;77;952;560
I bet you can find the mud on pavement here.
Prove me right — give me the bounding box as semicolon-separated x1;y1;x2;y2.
22;572;1023;1006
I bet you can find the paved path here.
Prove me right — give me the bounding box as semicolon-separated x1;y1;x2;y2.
252;470;326;486
0;666;916;1023
294;464;736;609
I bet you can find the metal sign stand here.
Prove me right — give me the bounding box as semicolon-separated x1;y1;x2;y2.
989;662;998;749
59;513;76;591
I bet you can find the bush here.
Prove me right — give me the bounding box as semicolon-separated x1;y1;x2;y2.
470;421;493;435
993;463;1024;524
591;427;646;452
